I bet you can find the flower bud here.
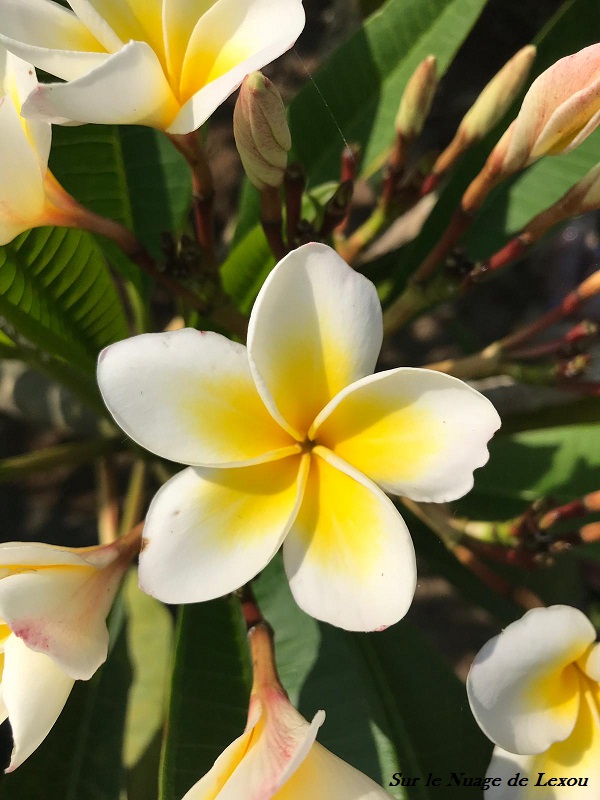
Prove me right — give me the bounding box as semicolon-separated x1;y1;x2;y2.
233;72;291;191
501;42;600;174
395;56;438;140
433;46;535;180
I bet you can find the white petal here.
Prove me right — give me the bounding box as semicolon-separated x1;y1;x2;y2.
162;0;215;88
278;739;394;800
313;368;501;502
0;0;109;81
98;329;298;468
181;722;257;799
580;642;600;682
247;243;383;439
284;447;416;632
169;0;305;133
2;51;51;171
467;605;595;755
139;457;308;604
62;0;124;52
2;634;74;771
0;566;114;680
21;41;179;129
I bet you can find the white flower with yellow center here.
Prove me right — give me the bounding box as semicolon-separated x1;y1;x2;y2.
98;243;500;631
0;532;138;770
0;0;305;133
467;605;600;798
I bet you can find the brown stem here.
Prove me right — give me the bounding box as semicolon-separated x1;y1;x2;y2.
410;208;472;285
319;181;354;240
240;582;265;631
284;164;306;248
248;618;284;697
260;186;286;260
464;234;531;288
167;132;217;269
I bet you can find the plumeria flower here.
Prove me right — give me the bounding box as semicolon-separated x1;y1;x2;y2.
98;243;500;632
467;605;600;797
0;0;305;133
0;530;139;770
182;621;393;799
0;46;78;245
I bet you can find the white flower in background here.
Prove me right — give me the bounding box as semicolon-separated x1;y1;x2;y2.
467;605;600;798
0;533;138;770
98;243;500;632
0;0;305;133
182;623;393;799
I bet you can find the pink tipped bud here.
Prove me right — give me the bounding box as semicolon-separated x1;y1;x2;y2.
233;71;291;191
395;56;438;140
501;43;600;175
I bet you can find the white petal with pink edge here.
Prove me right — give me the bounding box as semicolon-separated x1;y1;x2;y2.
247;243;383;439
313;367;501;502
467;605;596;755
98;329;297;468
0;562;123;680
21;41;179;128
0;0;109;81
284;447;416;632
139;456;308;604
2;634;74;771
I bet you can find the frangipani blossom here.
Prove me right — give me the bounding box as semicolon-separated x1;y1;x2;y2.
501;43;600;174
467;605;600;798
182;622;393;799
98;243;500;632
0;0;305;133
0;531;139;770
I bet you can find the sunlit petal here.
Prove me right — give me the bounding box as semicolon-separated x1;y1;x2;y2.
139;456;308;604
179;0;304;103
314;368;500;502
284;447;416;632
467;605;595;754
21;41;179;128
0;0;108;81
248;243;383;438
163;0;215;89
98;329;297;468
2;634;74;771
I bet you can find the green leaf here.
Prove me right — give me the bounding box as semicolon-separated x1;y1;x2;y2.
123;571;173;770
50;125;191;259
1;623;131;800
0;226;128;373
254;557;491;799
159;597;252;800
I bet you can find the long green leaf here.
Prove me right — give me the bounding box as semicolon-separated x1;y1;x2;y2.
0;226;128;372
159;597;252;800
0;624;131;800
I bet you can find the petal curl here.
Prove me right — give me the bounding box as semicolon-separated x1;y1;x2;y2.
98;329;297;468
284;447;416;632
139;456;308;604
21;41;179;128
248;243;383;439
2;634;74;771
467;605;596;755
0;0;109;81
314;368;500;502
